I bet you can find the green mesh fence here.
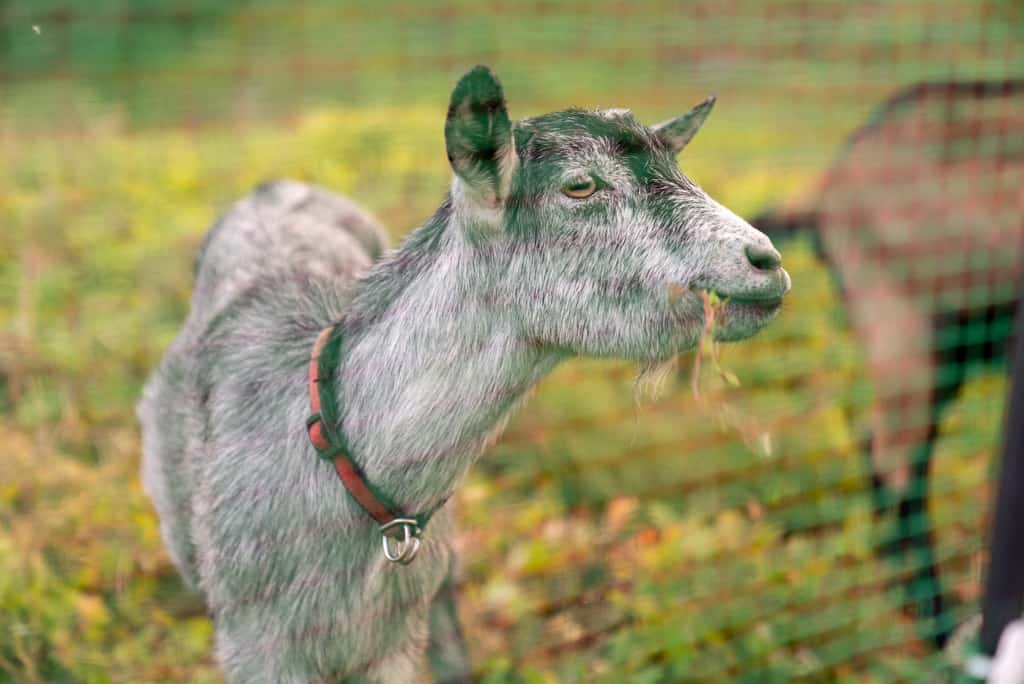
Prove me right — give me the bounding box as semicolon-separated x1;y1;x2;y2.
2;1;1023;681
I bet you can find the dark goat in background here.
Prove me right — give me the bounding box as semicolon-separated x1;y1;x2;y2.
755;79;1024;648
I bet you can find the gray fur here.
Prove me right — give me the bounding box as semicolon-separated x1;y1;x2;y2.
138;66;788;683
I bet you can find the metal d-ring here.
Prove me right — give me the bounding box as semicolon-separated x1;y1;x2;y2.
380;518;422;564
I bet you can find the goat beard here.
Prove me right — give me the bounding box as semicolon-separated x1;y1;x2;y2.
635;355;680;402
635;288;721;401
634;289;774;459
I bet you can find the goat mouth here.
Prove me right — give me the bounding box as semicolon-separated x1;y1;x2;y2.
694;268;791;315
726;294;784;311
697;289;784;340
697;288;784;311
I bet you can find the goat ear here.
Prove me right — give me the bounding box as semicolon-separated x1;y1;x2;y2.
445;66;518;210
653;95;716;154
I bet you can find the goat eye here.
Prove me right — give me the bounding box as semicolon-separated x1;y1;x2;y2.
561;177;598;199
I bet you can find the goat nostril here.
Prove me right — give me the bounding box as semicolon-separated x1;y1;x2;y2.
745;244;782;272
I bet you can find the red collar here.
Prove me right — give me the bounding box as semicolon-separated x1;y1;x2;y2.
307;324;436;564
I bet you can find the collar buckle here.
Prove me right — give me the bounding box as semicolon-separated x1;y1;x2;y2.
380;518;422;565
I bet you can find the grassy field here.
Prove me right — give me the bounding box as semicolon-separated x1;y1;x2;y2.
2;1;1021;681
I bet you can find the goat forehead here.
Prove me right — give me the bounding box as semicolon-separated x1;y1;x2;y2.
518;109;664;158
596;107;633;119
516;109;681;189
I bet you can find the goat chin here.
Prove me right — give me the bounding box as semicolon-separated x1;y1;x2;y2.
713;301;783;342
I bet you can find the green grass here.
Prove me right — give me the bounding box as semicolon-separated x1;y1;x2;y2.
1;0;1021;681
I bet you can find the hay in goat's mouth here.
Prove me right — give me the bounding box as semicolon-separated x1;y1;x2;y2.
691;289;773;458
691;290;739;400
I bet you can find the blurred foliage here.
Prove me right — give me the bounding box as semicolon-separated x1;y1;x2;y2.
1;0;1018;682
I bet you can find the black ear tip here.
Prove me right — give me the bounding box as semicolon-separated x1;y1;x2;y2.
467;64;496;80
451;65;504;106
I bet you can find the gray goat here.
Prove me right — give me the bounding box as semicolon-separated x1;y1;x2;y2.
138;66;790;683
